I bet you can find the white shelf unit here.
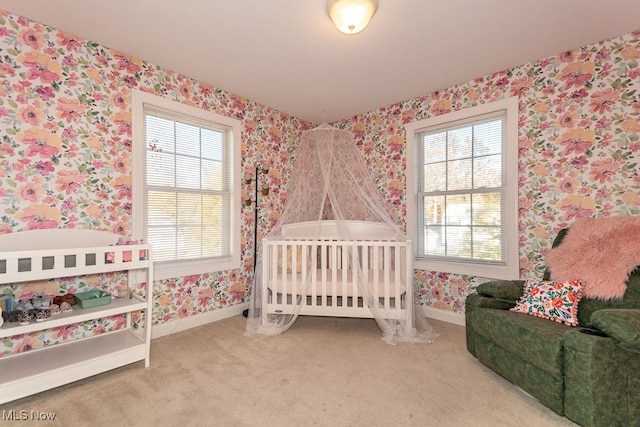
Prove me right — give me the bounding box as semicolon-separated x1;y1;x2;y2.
0;229;153;404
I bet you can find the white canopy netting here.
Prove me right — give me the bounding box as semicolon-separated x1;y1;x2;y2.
245;123;437;344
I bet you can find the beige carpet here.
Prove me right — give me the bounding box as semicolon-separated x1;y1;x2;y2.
0;316;577;426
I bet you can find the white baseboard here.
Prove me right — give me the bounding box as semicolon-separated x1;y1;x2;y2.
150;303;462;339
151;303;248;339
422;306;465;327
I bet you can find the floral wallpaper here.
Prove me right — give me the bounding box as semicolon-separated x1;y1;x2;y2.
338;30;640;314
0;7;639;356
0;10;309;356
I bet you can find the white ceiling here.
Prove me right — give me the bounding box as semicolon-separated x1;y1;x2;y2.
1;0;639;124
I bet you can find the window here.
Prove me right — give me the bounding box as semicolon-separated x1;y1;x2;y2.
406;97;519;279
132;90;241;280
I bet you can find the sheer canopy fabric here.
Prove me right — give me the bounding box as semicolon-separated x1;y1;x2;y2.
245;123;437;344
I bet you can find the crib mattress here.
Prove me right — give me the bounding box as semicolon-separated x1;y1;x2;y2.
267;269;406;297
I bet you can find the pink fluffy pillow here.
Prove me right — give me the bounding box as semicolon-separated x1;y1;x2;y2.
545;216;640;300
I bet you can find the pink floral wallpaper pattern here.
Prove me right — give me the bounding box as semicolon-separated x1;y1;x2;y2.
337;30;640;313
0;10;310;356
0;7;639;356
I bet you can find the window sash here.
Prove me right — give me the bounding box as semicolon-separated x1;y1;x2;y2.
146;188;230;264
144;110;232;264
416;112;507;266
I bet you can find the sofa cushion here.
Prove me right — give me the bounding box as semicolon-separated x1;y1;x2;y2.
577;269;640;327
510;279;583;326
473;332;565;415
564;327;640;426
590;309;640;354
467;308;568;377
475;280;524;303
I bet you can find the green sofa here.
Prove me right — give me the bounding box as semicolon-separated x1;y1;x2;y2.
465;229;640;427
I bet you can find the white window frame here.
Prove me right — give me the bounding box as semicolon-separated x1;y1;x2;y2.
132;89;241;281
405;96;519;280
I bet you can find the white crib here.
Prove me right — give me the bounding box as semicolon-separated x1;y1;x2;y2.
261;220;413;326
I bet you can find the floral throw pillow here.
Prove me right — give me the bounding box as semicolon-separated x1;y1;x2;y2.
510;279;583;326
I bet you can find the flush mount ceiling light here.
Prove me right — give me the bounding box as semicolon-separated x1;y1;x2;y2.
327;0;378;35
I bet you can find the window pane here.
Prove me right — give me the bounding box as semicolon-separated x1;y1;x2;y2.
473;227;502;261
148;191;176;226
202;159;222;191
446;226;471;258
474;154;502;189
147;227;176;261
202;128;223;160
472;192;502;226
423;195;444;226
474;120;502;156
203;194;223;226
147;152;175;187
175;122;200;157
177;193;202;225
203;225;222;257
446;194;471;225
146;115;175;152
423;133;446;162
425;225;445;256
176;156;201;189
423;161;446;192
177;226;203;259
447;127;472;160
447;158;472;190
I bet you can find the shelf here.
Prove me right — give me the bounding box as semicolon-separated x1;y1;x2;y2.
0;229;153;405
0;296;147;339
0;330;146;404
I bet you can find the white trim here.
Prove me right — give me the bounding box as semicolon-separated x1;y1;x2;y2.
405;96;519;280
422;306;465;326
151;303;248;339
153;258;235;282
132;89;242;280
148;302;464;338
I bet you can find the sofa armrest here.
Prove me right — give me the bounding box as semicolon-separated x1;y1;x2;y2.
590;309;640;355
475;280;525;303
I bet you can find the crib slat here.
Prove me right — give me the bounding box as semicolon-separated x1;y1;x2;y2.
279;243;286;302
300;241;307;304
330;243;337;307
363;245;369;307
384;245;390;310
372;243;380;304
262;242;268;308
269;242;276;305
320;243;327;306
291;243;297;305
309;242;314;301
341;243;349;306
393;244;402;310
350;244;357;307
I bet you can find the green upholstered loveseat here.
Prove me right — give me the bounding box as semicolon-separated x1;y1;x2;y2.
465;229;640;427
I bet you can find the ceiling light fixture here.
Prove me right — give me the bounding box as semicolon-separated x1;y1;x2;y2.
327;0;378;35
